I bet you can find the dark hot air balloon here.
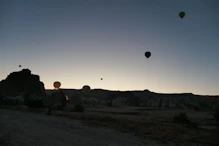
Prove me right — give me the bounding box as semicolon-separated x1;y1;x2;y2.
101;78;103;80
179;12;185;19
82;85;90;94
145;51;151;58
19;65;21;68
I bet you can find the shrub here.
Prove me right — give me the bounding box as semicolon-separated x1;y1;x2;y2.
24;93;44;108
53;103;65;110
107;92;116;107
54;95;66;110
1;98;17;106
71;104;84;112
193;106;201;111
26;100;44;108
107;100;112;107
0;93;2;103
214;105;219;123
173;112;190;124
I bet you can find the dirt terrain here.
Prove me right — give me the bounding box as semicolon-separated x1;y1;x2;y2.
0;105;218;146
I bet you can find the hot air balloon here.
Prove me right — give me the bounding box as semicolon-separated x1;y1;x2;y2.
53;81;61;90
82;85;90;94
19;65;21;68
145;51;151;58
179;12;185;19
101;78;103;80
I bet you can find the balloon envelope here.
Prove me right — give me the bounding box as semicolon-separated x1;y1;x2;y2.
53;81;61;90
179;12;185;18
19;65;21;67
82;85;90;93
145;51;151;58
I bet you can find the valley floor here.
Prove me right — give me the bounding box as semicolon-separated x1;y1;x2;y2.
0;106;218;146
0;109;164;146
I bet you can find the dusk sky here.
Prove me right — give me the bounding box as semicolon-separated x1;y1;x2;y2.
1;0;219;95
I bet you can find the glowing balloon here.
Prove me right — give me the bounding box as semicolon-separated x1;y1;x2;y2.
145;51;151;58
53;81;61;90
179;12;185;19
65;95;69;101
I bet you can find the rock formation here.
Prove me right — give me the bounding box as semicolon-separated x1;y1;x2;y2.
0;69;46;97
0;69;47;107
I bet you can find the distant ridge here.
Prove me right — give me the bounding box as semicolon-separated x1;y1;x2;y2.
46;88;219;96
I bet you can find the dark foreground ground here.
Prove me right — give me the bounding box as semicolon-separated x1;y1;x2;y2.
0;109;153;146
0;105;218;146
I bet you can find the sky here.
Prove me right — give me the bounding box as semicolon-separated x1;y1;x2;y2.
0;0;219;95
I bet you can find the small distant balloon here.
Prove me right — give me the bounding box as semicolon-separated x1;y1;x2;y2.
53;81;61;90
101;78;103;80
19;65;21;68
179;12;185;19
145;51;151;58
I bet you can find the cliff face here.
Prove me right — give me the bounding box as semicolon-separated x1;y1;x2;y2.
0;69;46;97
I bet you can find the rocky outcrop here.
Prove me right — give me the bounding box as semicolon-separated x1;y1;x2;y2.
0;69;46;97
0;69;47;107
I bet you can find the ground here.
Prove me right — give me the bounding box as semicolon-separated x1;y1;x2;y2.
0;105;218;146
0;109;150;146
